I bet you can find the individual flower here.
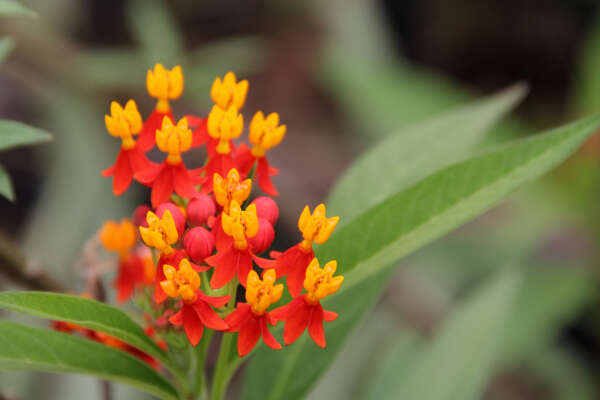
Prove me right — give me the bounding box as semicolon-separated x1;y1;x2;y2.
161;259;229;346
205;200;260;288
135;116;202;207
203;106;244;191
237;111;286;196
210;72;248;111
155;202;186;237
256;204;339;297
100;219;146;303
102;100;155;195
138;64;183;151
272;258;343;347
225;269;283;356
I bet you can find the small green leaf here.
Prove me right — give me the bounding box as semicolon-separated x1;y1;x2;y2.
0;292;175;374
327;84;527;223
390;269;520;400
244;114;600;400
0;36;14;64
0;163;14;201
0;0;37;17
0;321;179;400
0;120;52;151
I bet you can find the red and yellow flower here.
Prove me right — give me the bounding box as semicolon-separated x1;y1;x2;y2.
161;258;229;346
272;258;343;347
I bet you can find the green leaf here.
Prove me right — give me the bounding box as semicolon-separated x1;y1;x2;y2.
0;163;14;201
244;114;600;400
0;36;14;64
0;321;179;400
0;0;36;17
327;84;527;222
389;269;520;400
0;292;175;374
0;120;52;151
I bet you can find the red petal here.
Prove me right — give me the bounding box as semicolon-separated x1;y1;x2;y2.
308;303;326;348
135;161;162;185
138;110;172;151
260;315;281;350
129;145;157;174
235;144;256;176
190;262;210;272
193;300;228;331
173;163;199;199
102;165;115;177
113;149;133;196
225;303;252;331
251;253;275;270
257;157;278;196
183;304;204;346
151;163;175;208
206;249;236;289
168;310;183;326
237;315;261;356
323;310;338;322
282;298;311;346
196;291;231;308
236;250;254;287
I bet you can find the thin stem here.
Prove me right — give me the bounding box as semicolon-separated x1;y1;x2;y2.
194;330;214;399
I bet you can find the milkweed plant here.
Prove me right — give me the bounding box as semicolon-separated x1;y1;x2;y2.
2;63;600;400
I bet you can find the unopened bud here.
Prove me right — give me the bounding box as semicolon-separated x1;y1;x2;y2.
251;196;279;226
184;227;215;262
156;202;186;237
248;218;275;254
187;194;216;226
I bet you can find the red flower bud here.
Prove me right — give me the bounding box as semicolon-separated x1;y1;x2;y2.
133;205;152;228
156;202;186;238
184;227;215;263
251;196;279;226
187;194;216;226
248;218;275;254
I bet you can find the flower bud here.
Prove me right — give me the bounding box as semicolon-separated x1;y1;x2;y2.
187;194;216;226
156;202;186;237
248;218;275;254
133;205;152;228
184;227;215;263
251;196;279;226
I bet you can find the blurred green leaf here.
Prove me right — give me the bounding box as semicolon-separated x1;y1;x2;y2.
501;269;597;365
0;0;37;17
126;0;183;64
0;321;179;400
573;16;600;114
390;269;520;400
0;291;178;375
0;163;14;201
327;84;527;222
73;50;145;90
0;120;52;150
244;114;600;400
0;36;14;63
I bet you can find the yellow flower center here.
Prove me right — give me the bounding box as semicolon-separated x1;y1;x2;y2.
146;63;183;112
248;111;286;158
304;258;344;304
245;269;283;315
210;72;248;111
206;105;244;155
155;116;192;165
139;210;178;255
221;200;259;250
104;100;143;150
160;259;201;303
297;204;339;252
213;168;252;213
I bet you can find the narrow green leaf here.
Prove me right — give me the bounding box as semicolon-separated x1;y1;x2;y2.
0;292;174;373
244;114;600;400
0;0;37;17
0;163;14;201
0;120;52;151
390;269;520;400
0;36;14;64
327;84;527;222
0;321;179;400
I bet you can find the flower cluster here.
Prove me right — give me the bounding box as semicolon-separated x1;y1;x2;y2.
86;65;343;358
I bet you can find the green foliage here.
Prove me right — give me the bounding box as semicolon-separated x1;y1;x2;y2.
0;321;180;400
327;85;527;222
243;114;600;400
0;0;37;17
0;36;14;63
387;270;520;400
0;292;175;373
0;164;14;201
0;120;52;151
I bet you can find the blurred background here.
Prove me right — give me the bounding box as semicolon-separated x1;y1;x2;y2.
2;0;600;398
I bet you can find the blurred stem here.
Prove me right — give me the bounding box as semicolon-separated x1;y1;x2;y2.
0;233;64;292
194;330;214;399
101;380;112;400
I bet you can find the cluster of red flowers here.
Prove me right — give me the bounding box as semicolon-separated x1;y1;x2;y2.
63;65;344;359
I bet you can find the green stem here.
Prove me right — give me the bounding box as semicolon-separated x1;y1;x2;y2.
194;330;214;399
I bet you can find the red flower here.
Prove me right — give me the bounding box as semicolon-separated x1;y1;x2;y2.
138;109;174;151
236;144;280;196
153;250;186;304
135;116;201;207
169;293;230;346
271;259;343;347
114;254;146;303
225;269;283;356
